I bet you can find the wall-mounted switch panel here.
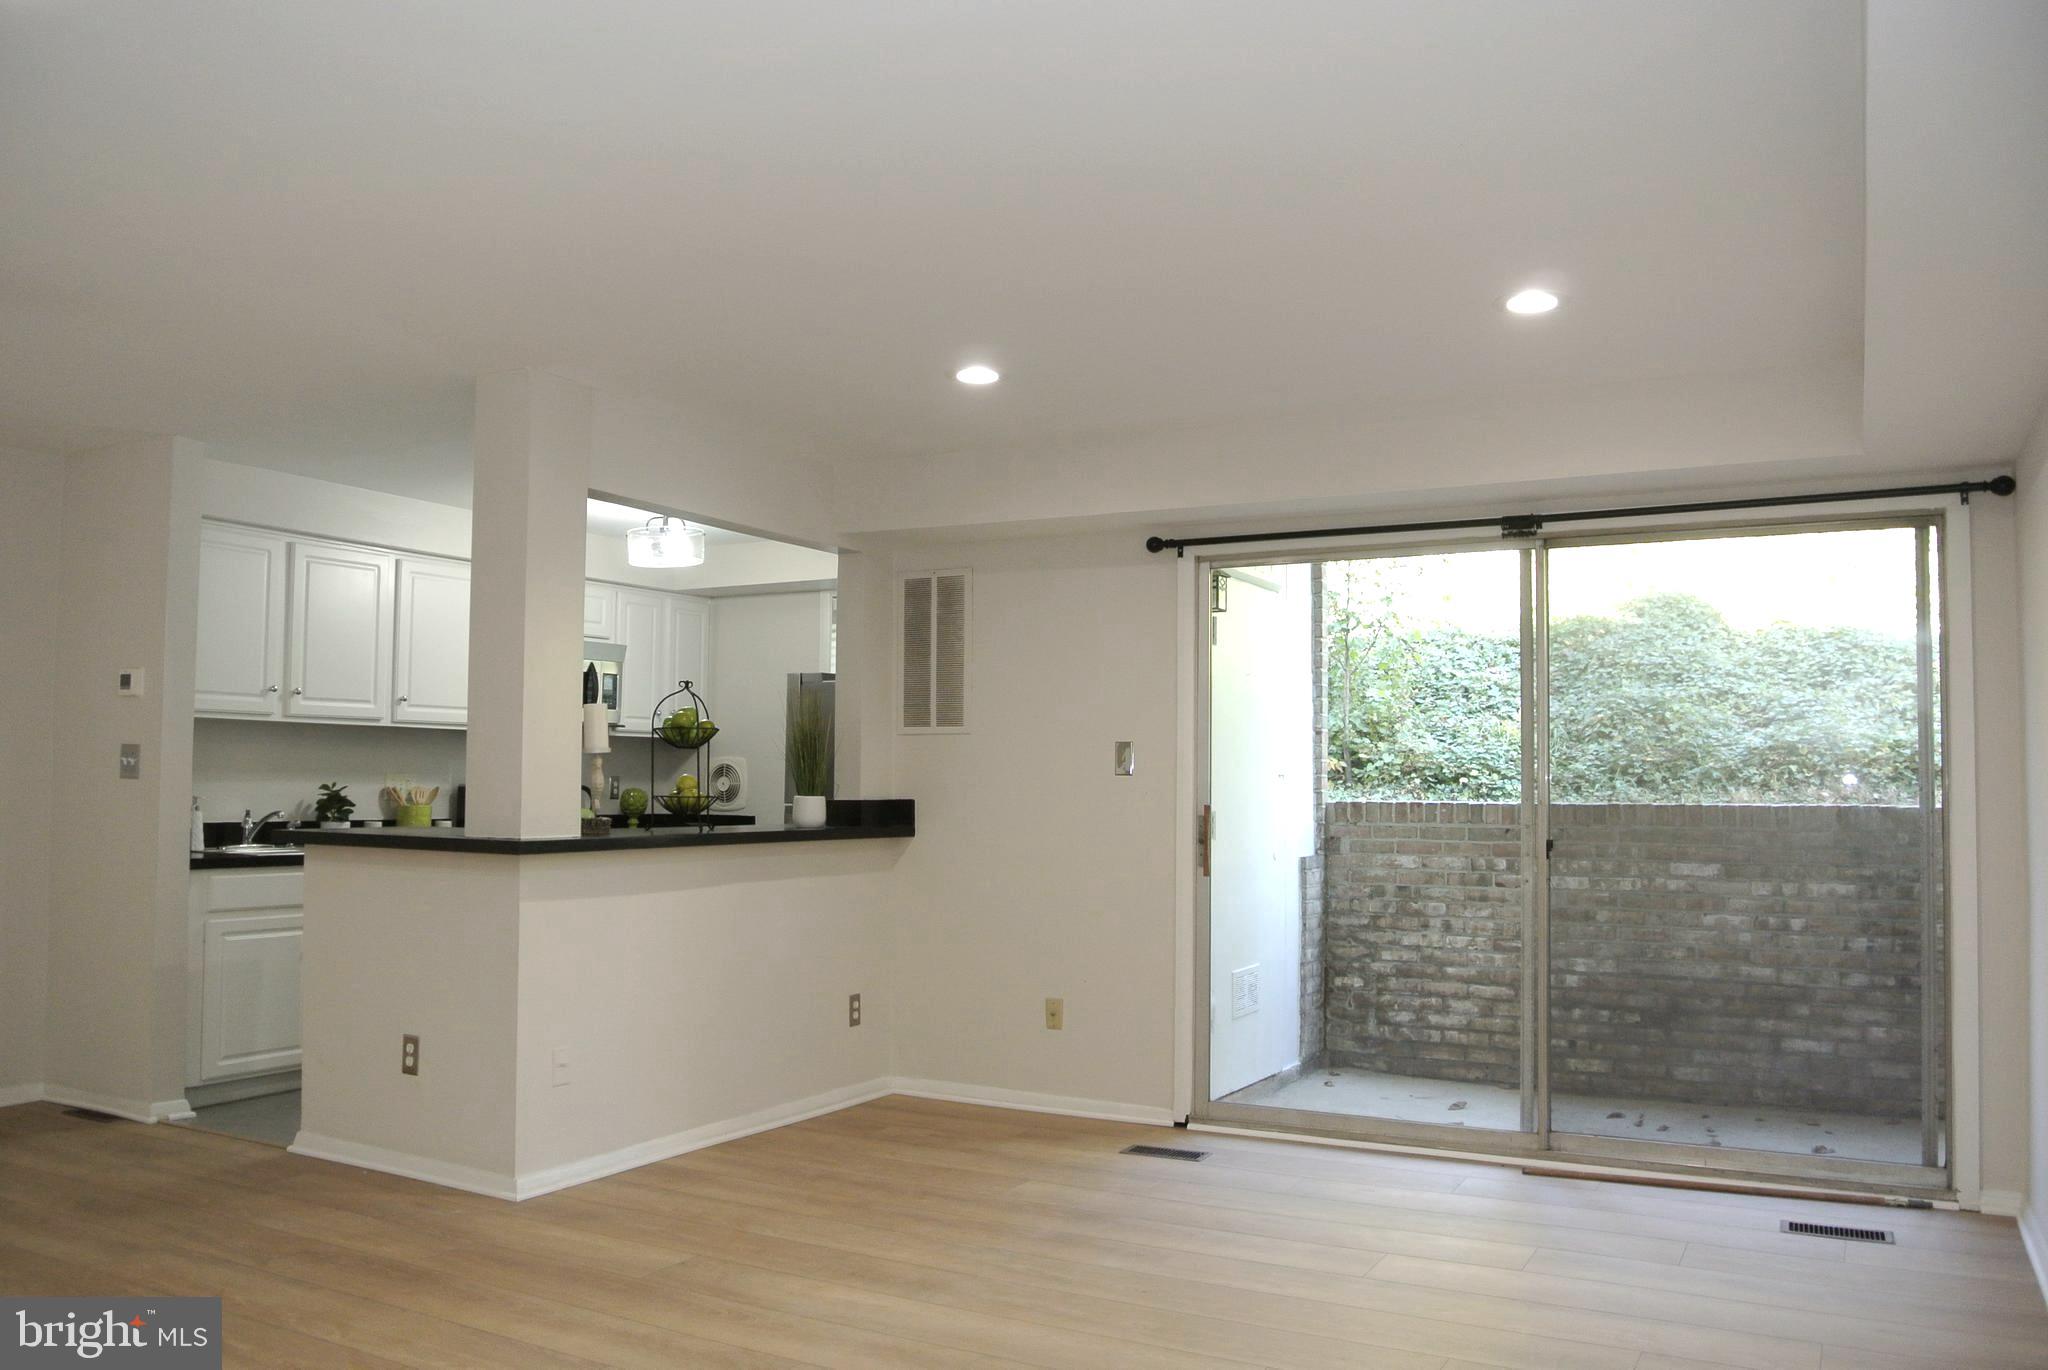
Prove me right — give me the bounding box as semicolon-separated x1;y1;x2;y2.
1114;742;1135;776
117;743;142;780
116;669;146;697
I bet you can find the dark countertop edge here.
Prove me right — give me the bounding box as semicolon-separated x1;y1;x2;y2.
294;798;914;856
190;853;306;871
296;822;912;855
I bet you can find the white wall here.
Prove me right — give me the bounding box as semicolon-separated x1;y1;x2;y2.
45;437;204;1118
851;485;2038;1182
297;841;903;1197
1968;496;2033;1210
192;720;466;826
0;449;62;1097
203;458;470;559
2013;406;2048;1288
884;533;1182;1117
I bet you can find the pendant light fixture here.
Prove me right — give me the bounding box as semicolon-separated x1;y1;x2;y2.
626;516;706;569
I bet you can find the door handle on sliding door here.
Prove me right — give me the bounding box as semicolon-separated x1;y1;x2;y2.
1199;805;1213;877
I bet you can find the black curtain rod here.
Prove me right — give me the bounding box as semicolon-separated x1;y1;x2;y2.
1143;476;2016;556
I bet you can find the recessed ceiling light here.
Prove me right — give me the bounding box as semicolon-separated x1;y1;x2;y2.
955;364;1000;385
1505;288;1560;315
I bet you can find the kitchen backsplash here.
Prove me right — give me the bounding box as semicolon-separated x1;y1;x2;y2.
192;718;465;825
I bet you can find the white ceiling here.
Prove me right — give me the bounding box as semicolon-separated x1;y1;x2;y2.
0;2;2040;516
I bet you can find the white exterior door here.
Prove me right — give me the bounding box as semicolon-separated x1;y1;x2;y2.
286;540;395;720
393;556;471;726
1206;565;1313;1098
613;588;666;733
200;910;303;1080
194;523;288;716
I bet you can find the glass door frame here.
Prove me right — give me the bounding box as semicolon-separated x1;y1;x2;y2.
1191;511;1956;1196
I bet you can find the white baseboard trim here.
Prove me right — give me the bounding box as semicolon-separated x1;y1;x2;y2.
289;1132;520;1201
887;1077;1177;1127
510;1077;899;1201
0;1083;44;1109
287;1077;1172;1202
1979;1188;2025;1218
41;1085;193;1124
2019;1204;2048;1313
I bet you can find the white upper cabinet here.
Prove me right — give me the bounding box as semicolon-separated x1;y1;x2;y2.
613;587;666;733
392;556;471;727
285;540;395;721
584;583;618;641
667;594;711;703
194;524;288;716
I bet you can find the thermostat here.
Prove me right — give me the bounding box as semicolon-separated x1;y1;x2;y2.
117;669;146;697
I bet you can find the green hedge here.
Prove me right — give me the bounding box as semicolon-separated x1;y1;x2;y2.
1327;592;1925;804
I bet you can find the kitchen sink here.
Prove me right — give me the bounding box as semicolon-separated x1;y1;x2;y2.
205;843;304;856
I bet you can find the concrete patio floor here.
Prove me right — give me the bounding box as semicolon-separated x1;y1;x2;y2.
1220;1065;1926;1165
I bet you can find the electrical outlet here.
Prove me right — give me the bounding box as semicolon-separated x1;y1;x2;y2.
607;776;621;800
401;1034;419;1076
551;1045;571;1087
848;993;862;1027
1045;997;1064;1030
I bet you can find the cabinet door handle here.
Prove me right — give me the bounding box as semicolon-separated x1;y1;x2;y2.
266;684;280;694
292;687;303;696
397;695;408;704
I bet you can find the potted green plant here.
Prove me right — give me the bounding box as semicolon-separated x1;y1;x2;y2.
787;693;834;828
314;782;355;829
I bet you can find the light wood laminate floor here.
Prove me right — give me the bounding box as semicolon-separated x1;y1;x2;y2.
1;1095;2042;1369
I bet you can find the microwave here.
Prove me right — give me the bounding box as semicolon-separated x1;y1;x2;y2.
581;641;625;726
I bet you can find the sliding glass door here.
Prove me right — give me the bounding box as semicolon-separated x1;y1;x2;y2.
1198;518;1950;1187
1544;525;1944;1173
1201;547;1540;1150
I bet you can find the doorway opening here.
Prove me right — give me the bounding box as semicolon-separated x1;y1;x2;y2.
1198;520;1949;1187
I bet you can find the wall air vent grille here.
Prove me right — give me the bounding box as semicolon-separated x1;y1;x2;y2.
1781;1220;1894;1244
1121;1144;1208;1162
900;570;968;731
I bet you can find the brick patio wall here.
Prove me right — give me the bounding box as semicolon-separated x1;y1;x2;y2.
1321;801;1936;1114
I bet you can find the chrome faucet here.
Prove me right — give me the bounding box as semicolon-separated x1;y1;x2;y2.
241;809;286;844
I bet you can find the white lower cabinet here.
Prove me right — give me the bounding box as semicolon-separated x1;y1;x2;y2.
188;869;303;1085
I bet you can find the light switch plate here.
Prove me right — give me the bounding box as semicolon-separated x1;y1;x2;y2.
117;743;142;780
116;669;145;697
1114;741;1135;776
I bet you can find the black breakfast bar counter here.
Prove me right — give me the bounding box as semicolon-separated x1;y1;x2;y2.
295;799;914;855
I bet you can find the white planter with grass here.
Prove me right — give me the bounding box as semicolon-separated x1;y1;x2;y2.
787;693;834;829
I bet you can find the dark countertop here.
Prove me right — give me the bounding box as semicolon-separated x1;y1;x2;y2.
294;799;913;856
190;849;307;871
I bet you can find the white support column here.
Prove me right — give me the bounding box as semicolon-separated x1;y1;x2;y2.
831;546;896;798
466;370;591;838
